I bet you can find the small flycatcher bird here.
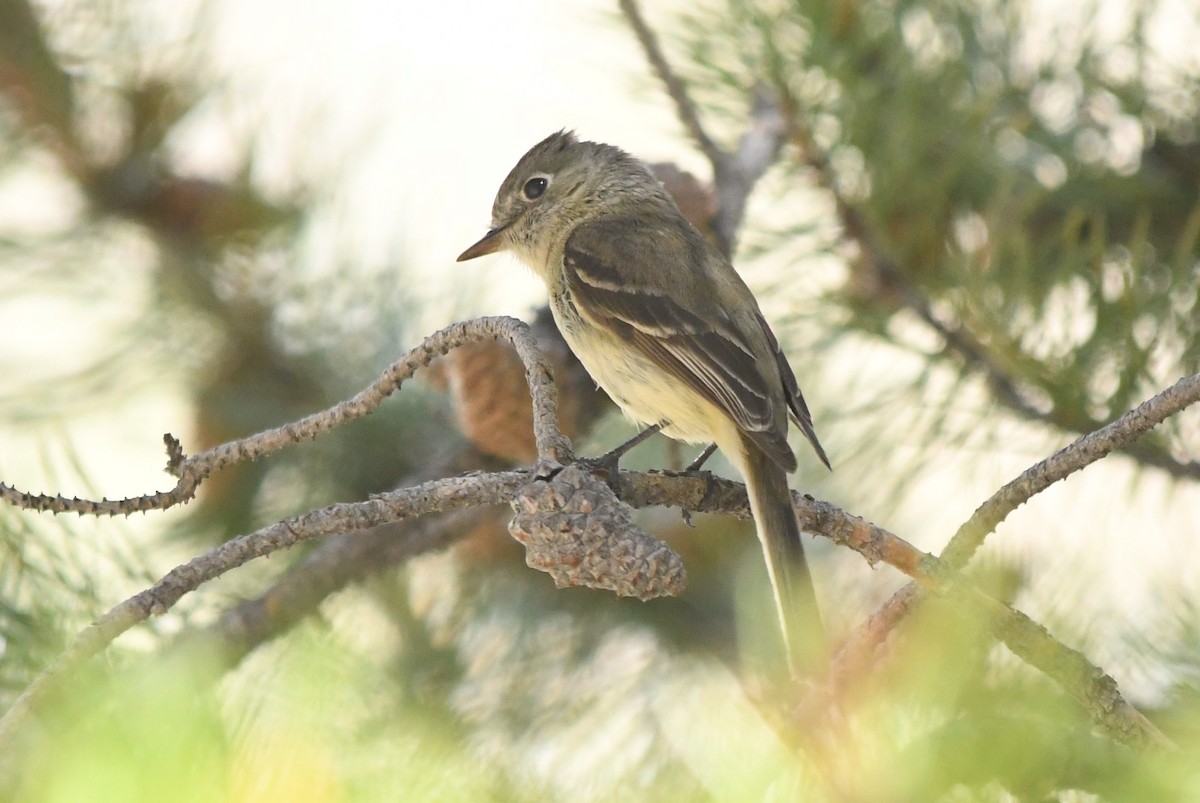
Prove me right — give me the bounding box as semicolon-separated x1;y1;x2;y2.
458;131;830;673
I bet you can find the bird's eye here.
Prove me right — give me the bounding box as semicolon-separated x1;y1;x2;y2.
523;176;549;200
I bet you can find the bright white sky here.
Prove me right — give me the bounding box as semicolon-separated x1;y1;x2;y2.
201;0;696;324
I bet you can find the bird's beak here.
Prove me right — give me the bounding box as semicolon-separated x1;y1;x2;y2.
457;226;507;262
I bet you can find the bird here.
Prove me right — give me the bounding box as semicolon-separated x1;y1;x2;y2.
458;130;830;674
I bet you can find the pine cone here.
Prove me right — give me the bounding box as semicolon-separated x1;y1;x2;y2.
508;465;687;601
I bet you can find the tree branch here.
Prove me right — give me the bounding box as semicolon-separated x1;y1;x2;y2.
620;0;787;257
169;315;571;479
774;81;1200;483
175;305;613;670
618;0;725;170
0;316;571;516
0;468;531;755
618;470;1172;749
3;460;1173;754
945;371;1200;565
187;447;508;665
193;507;497;663
828;372;1200;732
3;363;1189;757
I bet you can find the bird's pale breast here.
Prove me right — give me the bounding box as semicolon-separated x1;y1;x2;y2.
550;291;734;447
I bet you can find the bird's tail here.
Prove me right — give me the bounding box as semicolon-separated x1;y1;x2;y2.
740;437;825;676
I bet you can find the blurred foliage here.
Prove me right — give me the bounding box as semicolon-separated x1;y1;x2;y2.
675;0;1199;485
0;0;436;747
1;0;1200;801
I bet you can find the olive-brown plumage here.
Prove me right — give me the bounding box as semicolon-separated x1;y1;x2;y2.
459;131;829;673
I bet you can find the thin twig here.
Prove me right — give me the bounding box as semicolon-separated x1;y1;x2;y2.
192;448;507;664
619;0;789;257
208;506;498;662
172;315;571;478
828;372;1200;728
775;79;1200;483
0;316;571;517
835;372;1200;662
0;469;530;754
618;0;725;170
619;470;1173;750
946;371;1200;565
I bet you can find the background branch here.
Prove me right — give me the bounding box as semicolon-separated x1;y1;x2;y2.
0;316;569;517
618;0;724;171
827;371;1200;737
4;452;1175;756
2;353;1189;769
620;0;786;257
0;466;532;760
773;80;1200;484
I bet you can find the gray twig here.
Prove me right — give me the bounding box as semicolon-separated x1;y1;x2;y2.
619;0;787;257
617;469;1174;750
0;316;571;517
948;371;1200;565
2;406;1186;756
0;469;530;756
826;371;1200;740
618;0;724;170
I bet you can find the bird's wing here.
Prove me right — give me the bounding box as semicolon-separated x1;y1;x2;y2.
563;215;797;472
758;317;831;470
